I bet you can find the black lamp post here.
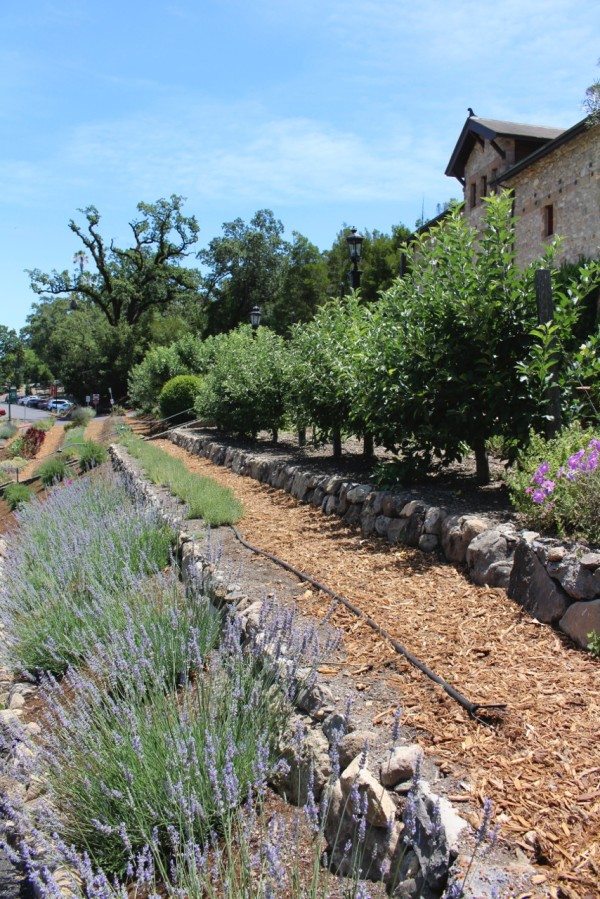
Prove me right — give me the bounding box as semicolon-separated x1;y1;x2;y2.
250;305;262;337
346;227;364;290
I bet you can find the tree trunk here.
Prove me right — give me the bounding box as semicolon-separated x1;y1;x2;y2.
272;429;278;445
297;427;306;447
363;431;374;458
473;439;490;485
332;427;342;459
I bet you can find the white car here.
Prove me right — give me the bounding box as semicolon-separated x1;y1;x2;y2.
46;399;73;413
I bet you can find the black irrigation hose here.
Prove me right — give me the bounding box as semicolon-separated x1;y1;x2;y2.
230;525;507;726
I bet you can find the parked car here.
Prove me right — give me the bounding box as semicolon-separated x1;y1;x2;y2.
22;395;42;407
16;396;28;406
46;399;73;413
27;397;49;409
0;409;5;417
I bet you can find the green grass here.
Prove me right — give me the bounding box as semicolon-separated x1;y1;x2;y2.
0;422;18;440
61;425;87;458
119;431;243;525
3;482;33;510
37;456;68;486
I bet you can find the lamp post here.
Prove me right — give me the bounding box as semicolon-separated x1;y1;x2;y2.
345;227;373;458
250;305;262;338
346;227;364;290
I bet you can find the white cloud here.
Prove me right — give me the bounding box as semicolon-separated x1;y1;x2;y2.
0;98;449;210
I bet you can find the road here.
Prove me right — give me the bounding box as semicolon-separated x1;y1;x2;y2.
0;403;58;423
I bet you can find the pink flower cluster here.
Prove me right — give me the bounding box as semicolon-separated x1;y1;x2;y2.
525;438;600;505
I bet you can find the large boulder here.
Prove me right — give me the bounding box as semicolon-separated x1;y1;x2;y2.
270;718;331;804
508;539;569;623
380;745;424;787
466;524;518;587
323;779;402;880
559;599;600;649
340;755;396;827
441;515;489;563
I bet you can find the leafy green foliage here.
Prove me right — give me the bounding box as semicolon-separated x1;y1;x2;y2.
196;327;288;438
37;457;68;486
199;209;288;334
3;483;33;510
118;431;243;525
158;374;204;422
287;295;372;447
517;260;600;429
127;334;223;411
325;224;411;303
507;423;600;544
360;193;562;482
588;631;600;657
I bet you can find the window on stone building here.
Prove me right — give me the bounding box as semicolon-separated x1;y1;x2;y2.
544;204;554;237
480;175;487;198
469;182;477;208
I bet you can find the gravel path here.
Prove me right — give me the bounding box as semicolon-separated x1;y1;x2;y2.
155;437;600;898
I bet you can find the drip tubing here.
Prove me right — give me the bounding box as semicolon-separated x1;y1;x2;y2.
230;526;507;725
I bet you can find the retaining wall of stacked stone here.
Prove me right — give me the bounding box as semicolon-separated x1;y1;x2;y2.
108;446;541;898
169;429;600;650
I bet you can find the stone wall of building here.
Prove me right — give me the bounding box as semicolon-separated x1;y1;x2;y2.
462;136;514;231
510;124;599;267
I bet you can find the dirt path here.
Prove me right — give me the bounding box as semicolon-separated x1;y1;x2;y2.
154;438;600;897
19;424;65;481
84;416;118;444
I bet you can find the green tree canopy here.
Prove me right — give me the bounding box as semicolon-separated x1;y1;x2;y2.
28;196;202;327
361;193;551;482
199;209;287;334
325;224;412;303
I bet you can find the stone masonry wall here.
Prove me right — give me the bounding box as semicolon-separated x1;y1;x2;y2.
510;125;599;267
463;135;515;231
105;445;541;898
169;428;600;650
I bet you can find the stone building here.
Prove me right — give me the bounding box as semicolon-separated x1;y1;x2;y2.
445;114;599;266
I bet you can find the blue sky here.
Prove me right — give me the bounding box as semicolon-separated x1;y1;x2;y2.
1;0;598;331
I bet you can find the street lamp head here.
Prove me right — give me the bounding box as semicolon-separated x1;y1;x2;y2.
346;227;364;262
250;305;262;329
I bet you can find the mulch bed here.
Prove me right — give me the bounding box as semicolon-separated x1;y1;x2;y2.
153;437;600;899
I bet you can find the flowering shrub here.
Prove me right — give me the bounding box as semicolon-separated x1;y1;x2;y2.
508;424;600;544
1;474;174;673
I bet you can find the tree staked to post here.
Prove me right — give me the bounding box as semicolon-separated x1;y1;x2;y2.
535;268;562;438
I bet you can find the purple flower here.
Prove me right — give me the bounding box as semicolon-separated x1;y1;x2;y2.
532;461;550;484
531;489;546;504
568;449;585;469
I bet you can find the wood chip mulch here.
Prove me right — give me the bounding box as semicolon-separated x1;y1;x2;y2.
154;439;600;898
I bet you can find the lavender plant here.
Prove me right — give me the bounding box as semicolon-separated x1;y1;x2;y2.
38;617;294;874
1;473;174;673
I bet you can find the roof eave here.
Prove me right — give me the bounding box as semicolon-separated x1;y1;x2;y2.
494;117;592;185
445;118;499;180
